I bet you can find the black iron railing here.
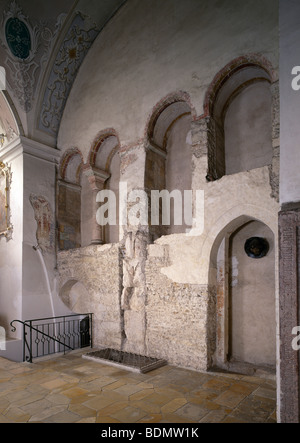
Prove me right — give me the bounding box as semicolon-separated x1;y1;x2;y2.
10;313;93;363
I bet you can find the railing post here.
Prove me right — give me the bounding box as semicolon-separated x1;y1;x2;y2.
29;321;33;363
22;322;26;362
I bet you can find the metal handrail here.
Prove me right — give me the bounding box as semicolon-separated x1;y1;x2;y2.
10;313;93;363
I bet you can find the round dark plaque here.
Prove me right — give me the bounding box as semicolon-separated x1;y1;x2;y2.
244;237;269;259
5;17;31;60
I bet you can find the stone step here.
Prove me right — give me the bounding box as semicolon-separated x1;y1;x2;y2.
0;337;23;362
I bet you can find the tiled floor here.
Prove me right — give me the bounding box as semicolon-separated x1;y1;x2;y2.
0;350;277;423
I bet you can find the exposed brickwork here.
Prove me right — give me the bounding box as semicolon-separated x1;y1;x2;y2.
202;54;277;119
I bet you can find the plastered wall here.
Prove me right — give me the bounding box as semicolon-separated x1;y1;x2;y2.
54;0;280;372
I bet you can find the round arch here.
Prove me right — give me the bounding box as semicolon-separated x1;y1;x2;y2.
88;128;120;172
145;91;196;150
202;54;277;119
59;148;84;184
205;207;278;374
201;54;277;181
59;279;90;313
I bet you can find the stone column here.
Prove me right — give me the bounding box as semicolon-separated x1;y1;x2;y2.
278;203;300;423
82;165;110;245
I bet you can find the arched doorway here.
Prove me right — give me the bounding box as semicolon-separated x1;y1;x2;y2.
211;216;276;374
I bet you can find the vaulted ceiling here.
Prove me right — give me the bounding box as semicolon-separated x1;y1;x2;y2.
0;0;127;147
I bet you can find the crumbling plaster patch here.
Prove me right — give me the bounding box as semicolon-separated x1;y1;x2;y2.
153;166;279;285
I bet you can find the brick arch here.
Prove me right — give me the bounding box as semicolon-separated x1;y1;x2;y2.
145;91;196;150
200;54;277;181
59;148;84;184
88;128;120;172
202;54;277;119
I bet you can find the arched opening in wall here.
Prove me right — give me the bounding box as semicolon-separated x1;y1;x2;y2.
146;97;193;241
58;150;83;250
205;59;274;180
210;216;276;375
88;131;120;245
59;279;90;313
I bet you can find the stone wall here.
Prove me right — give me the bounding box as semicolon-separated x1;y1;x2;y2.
145;243;216;371
57;244;123;350
57;240;217;372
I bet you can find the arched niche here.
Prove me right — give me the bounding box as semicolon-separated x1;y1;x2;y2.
145;95;193;241
204;56;275;180
88;130;121;245
59;279;90;313
58;149;84;250
208;215;276;375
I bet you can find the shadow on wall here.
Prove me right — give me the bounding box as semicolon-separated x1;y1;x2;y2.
59;279;90;314
22;243;74;320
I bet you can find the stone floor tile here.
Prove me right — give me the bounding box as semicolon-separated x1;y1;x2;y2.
160;397;188;414
160;412;196;423
142;392;178;407
4;406;31;422
69;393;96;405
44;410;81;423
221;415;249;423
199;408;232;423
130;399;161;414
0;351;278;423
154;386;185;399
253;386;277;400
96;415;121;423
230;381;259;396
60;386;89;399
95;400;129;416
110;405;148;423
129;388;154;401
68;402;97;418
175;402;209;421
83;391;126;411
45;392;71;405
202;378;231;392
137;413;163;423
102;379;128;391
214;389;246;408
114;383;146;397
19;398;53;416
0;414;13;422
41;378;69;390
76;417;97;423
188;390;218;402
28;404;67;422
